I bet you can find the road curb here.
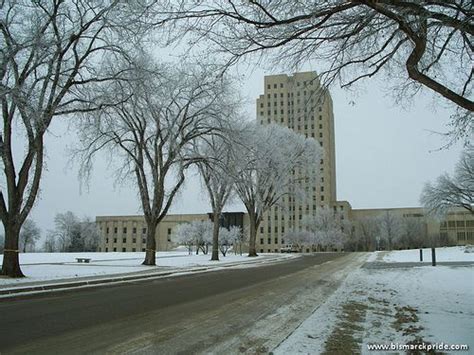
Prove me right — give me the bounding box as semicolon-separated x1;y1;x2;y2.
0;255;299;298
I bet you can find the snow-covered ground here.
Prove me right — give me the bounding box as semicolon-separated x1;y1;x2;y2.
275;246;474;354
382;245;474;263
0;251;289;286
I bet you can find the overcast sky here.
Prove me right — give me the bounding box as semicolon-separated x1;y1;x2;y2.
24;61;464;235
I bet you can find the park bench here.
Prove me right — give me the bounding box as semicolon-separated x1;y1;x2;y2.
76;258;91;263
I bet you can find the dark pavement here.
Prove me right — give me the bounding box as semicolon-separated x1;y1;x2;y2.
0;252;353;354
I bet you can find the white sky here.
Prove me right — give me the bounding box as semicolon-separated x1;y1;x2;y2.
24;61;464;235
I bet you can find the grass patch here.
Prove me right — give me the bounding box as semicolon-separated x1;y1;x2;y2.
322;301;368;355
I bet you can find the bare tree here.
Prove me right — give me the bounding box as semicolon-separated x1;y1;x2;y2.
398;217;427;249
194;124;239;261
160;1;473;140
42;233;57;253
377;211;404;250
0;1;151;277
229;123;321;257
78;58;235;266
421;147;474;217
353;216;380;251
19;219;41;253
0;232;5;254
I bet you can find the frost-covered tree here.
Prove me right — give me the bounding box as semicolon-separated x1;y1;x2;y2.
52;212;80;252
46;212;97;252
172;223;195;254
302;207;350;251
218;226;243;257
78;56;236;266
0;1;153;277
160;1;473;141
421;148;474;217
172;220;213;255
19;220;41;253
284;230;312;251
229;123;321;257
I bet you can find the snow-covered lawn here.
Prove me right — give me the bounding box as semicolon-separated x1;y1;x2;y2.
0;251;288;286
382;245;474;263
275;247;474;354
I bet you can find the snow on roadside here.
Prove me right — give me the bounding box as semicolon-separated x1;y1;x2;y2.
0;252;293;286
275;251;474;354
383;245;474;263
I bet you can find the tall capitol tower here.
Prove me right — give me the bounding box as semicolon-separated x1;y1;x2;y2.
255;72;341;253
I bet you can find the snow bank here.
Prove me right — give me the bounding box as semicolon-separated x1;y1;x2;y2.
383;246;474;263
0;252;286;286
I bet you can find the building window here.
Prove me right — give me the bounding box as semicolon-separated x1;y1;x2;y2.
114;227;118;234
267;84;271;89
105;247;108;252
467;231;474;241
260;249;264;253
274;237;278;244
260;226;264;234
122;238;126;243
132;238;136;243
113;238;117;243
132;248;136;252
267;238;271;244
321;186;324;192
321;195;325;201
106;238;109;243
106;227;110;234
260;238;264;244
456;221;465;227
142;238;146;244
280;83;284;88
122;248;126;252
123;227;127;234
457;231;466;241
113;247;117;252
142;227;147;234
132;227;137;234
142;248;145;252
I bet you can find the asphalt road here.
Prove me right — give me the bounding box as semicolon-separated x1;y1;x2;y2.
0;252;364;354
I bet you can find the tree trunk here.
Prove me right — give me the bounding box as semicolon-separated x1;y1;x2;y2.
142;222;157;266
248;214;258;257
211;212;220;261
1;223;24;278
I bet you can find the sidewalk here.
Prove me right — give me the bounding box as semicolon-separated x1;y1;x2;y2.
0;254;299;298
